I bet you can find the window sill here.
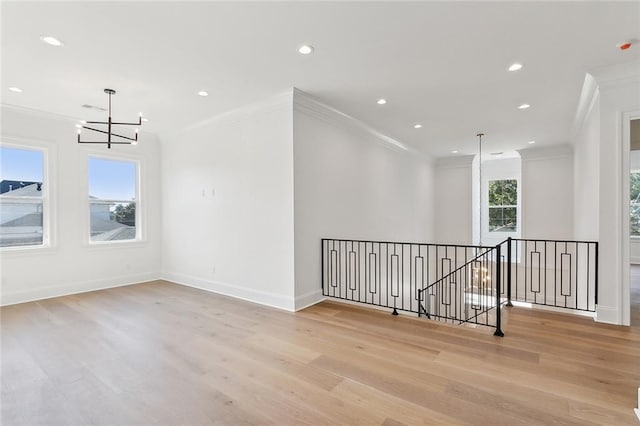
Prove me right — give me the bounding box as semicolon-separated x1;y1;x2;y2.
0;244;57;257
83;239;149;250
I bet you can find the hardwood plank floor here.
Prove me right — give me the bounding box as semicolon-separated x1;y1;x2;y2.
1;278;639;425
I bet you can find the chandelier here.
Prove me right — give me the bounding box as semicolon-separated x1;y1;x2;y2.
77;89;142;149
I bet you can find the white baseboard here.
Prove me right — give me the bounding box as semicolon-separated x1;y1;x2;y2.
0;271;161;306
294;289;325;311
595;304;620;325
162;271;295;312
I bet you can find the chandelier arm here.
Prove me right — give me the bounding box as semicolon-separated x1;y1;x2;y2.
78;141;134;144
110;118;142;126
81;126;138;141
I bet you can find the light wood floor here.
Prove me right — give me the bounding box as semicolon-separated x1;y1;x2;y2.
2;278;639;425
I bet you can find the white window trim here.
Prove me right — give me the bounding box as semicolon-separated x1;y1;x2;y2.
630;169;640;239
0;139;54;252
85;153;143;246
485;178;520;235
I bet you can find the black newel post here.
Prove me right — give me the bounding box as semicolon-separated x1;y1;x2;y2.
506;237;513;307
494;244;505;337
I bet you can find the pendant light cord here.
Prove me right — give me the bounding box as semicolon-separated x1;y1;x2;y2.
477;133;484;246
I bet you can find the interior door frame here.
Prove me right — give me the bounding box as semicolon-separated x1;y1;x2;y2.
621;111;640;325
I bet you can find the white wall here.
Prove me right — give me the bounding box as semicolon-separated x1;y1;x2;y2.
572;61;640;325
438;150;573;246
434;156;473;245
573;75;600;240
160;92;297;311
477;155;522;247
594;62;640;325
520;145;574;239
0;105;162;305
292;90;435;309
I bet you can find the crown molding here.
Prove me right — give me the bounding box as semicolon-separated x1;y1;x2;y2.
1;103;158;139
173;90;294;136
293;88;431;162
436;154;474;169
1;102;80;123
518;144;572;161
590;60;640;90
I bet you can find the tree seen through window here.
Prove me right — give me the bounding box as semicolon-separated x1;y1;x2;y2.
488;179;517;232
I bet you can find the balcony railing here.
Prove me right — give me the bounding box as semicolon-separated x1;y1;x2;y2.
321;237;599;337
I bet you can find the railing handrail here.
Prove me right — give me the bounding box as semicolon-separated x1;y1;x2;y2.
502;237;598;245
321;237;495;250
419;245;497;293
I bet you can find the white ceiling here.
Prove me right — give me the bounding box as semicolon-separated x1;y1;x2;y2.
2;1;639;158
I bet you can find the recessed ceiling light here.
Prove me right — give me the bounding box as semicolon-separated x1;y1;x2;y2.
141;117;149;122
298;45;314;55
377;98;387;105
197;91;209;97
75;124;82;128
451;150;459;154
8;87;23;93
414;124;422;129
517;103;531;109
528;140;536;144
40;36;63;47
508;63;523;72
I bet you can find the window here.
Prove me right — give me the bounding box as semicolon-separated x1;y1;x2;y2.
88;157;138;242
0;146;47;248
488;179;517;232
631;171;640;237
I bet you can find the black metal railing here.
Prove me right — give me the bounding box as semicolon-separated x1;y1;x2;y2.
321;237;599;338
417;244;504;336
500;238;598;312
321;238;504;335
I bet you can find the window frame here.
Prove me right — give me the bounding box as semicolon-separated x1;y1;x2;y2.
86;154;142;246
0;141;52;252
630;169;640;239
486;178;519;234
